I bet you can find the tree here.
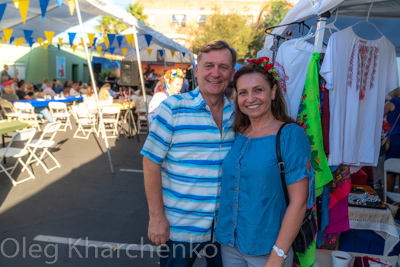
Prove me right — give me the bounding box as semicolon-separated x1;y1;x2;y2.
186;8;255;61
126;3;148;23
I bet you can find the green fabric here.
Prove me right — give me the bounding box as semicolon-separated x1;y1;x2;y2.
295;53;333;267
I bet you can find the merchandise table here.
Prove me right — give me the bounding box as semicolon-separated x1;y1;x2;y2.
12;96;83;108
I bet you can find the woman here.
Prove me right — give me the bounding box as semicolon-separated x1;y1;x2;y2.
84;85;96;102
215;59;315;267
2;85;18;101
148;68;184;124
26;83;37;99
98;83;113;106
383;88;400;194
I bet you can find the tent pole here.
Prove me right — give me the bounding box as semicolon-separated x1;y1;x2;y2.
163;46;167;70
314;16;327;53
132;27;149;121
75;0;115;174
180;52;184;71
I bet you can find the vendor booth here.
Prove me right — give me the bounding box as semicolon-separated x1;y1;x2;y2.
259;0;400;265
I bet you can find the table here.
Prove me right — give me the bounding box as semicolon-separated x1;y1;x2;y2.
12;96;83;108
0;120;33;135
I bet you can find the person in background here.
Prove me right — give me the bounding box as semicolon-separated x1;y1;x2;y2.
2;76;13;88
215;60;314;267
147;68;184;124
69;83;80;96
2;85;18;101
98;83;113;106
26;83;36;99
384;87;400;194
43;82;56;98
54;80;64;94
16;80;31;100
80;83;88;95
41;78;49;90
1;65;12;84
84;85;96;102
141;40;237;267
64;81;73;96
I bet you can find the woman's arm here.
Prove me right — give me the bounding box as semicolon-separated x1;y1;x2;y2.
264;176;309;267
384;101;395;116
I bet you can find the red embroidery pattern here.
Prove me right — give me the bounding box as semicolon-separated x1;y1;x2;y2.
347;43;379;100
274;61;289;93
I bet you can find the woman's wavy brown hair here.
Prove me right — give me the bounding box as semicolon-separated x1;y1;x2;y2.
233;64;294;133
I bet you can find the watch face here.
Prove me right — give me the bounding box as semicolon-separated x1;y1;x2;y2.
277;249;284;257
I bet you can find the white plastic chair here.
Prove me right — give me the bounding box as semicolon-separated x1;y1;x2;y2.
13;102;40;131
384;158;400;203
72;104;97;139
99;106;120;138
136;106;149;134
48;102;72;131
0;101;19;121
24;121;62;174
0;128;36;186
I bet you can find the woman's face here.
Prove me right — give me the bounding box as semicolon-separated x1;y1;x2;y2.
166;78;183;95
236;72;276;121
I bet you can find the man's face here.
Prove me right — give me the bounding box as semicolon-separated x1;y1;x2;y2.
195;49;235;99
4;65;8;71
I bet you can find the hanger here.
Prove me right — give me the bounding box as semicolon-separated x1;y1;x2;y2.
295;26;314;53
349;2;384;36
325;8;339;34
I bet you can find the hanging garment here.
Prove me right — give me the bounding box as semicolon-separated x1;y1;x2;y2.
274;39;314;119
320;27;398;166
297;53;333;197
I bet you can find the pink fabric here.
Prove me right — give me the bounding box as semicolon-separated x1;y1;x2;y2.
324;197;350;234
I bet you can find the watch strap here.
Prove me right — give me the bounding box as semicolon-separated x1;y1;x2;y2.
273;245;287;259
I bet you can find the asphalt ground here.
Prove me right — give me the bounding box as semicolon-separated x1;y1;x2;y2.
0;121;207;266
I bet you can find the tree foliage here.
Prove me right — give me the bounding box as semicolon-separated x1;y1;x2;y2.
186;8;254;61
126;3;148;22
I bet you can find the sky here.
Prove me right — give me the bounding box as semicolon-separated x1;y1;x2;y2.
55;0;131;41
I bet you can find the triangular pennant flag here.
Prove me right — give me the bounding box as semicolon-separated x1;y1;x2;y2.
96;46;102;54
68;32;76;47
58;37;63;47
57;44;60;50
80;37;85;46
170;50;175;57
72;44;77;52
68;0;75;16
3;29;13;43
0;3;7;23
125;34;133;46
116;35;124;48
13;0;19;8
92;37;97;47
37;37;44;46
182;52;186;57
43;42;49;50
23;30;33;43
9;37;14;44
15;39;20;47
87;33;95;47
18;37;24;44
19;0;29;24
56;0;62;8
122;48;128;56
107;34;115;47
159;49;164;57
45;31;54;44
147;49;152;56
144;34;152;46
39;0;50;20
2;37;5;44
109;47;115;55
104;35;109;48
28;38;34;47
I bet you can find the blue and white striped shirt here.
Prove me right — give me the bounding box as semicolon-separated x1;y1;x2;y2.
141;87;235;243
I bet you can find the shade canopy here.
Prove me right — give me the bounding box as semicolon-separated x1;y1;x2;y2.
262;0;400;56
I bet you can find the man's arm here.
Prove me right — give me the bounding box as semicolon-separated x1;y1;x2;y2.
143;156;170;245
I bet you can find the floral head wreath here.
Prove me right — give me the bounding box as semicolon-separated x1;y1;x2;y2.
164;68;185;82
246;57;281;81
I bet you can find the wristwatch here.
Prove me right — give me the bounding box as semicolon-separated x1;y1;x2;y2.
272;245;287;259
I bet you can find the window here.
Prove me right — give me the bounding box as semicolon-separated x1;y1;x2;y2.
198;15;206;24
171;15;186;28
147;15;155;27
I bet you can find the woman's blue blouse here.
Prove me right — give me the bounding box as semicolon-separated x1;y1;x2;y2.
215;123;315;256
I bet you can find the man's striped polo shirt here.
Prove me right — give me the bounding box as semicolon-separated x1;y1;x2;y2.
141;87;235;243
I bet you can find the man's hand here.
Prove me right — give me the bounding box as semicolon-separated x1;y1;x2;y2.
148;214;170;245
263;250;285;267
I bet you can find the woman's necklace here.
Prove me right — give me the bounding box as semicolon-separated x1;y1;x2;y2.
246;118;275;137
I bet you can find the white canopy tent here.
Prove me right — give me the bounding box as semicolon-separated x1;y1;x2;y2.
260;0;400;56
0;0;192;173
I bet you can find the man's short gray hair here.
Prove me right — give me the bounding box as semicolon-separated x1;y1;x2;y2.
197;40;237;69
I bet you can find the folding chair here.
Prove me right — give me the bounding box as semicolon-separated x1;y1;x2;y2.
0;128;36;186
24;121;61;174
13;102;41;131
136;106;149;134
72;104;97;139
384;158;400;203
0;101;19;121
99;106;121;138
48;102;72;131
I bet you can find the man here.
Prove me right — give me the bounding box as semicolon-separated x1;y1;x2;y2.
141;40;236;267
54;80;64;94
1;64;12;84
16;80;31;100
43;81;56;98
69;83;80;96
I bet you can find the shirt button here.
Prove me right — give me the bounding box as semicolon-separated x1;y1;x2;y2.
235;187;238;191
236;168;239;172
234;205;237;209
233;223;236;226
